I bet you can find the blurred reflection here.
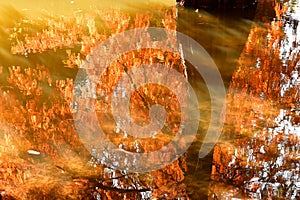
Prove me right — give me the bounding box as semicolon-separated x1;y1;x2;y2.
0;2;190;199
211;0;300;199
0;0;291;199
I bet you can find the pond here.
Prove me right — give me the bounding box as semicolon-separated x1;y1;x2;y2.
0;0;299;199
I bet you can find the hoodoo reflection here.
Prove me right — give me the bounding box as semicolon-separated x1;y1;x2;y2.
0;0;300;199
0;3;192;199
211;1;300;199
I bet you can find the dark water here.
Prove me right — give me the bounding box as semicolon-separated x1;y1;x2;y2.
0;0;299;199
210;0;300;199
176;3;260;199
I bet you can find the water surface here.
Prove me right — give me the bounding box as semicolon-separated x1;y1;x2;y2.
0;0;299;199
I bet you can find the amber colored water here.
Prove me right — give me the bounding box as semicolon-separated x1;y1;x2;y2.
0;0;299;199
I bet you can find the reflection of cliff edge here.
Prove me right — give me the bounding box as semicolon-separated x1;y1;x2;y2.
211;1;300;199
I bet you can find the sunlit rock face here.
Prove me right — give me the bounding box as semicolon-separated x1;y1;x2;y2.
211;0;300;199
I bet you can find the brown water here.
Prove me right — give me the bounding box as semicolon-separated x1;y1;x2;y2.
0;0;299;199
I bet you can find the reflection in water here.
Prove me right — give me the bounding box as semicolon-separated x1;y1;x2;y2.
211;0;300;199
1;0;299;199
0;2;191;199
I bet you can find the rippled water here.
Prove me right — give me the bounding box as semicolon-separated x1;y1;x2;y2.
0;0;299;199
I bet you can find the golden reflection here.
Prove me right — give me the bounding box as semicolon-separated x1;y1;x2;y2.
94;49;185;153
211;0;300;199
0;2;192;199
2;0;298;199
